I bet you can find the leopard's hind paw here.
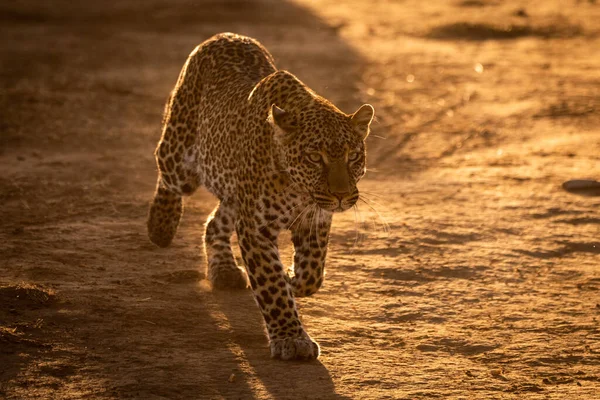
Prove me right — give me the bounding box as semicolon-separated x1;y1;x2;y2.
147;186;183;248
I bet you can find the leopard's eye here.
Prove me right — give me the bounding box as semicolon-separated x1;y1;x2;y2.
306;152;322;164
348;151;361;162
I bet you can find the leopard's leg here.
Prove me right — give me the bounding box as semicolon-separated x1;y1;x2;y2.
147;179;184;248
237;221;320;361
147;52;203;247
291;209;332;297
205;201;248;289
147;128;201;248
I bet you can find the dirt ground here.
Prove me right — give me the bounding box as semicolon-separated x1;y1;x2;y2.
1;0;599;399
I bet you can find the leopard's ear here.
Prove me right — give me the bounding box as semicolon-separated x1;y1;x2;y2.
268;104;298;137
350;104;374;140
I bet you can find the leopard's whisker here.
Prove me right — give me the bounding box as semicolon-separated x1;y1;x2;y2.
314;206;324;251
355;202;367;246
261;198;304;231
262;181;297;208
360;192;392;212
358;198;378;234
352;204;360;249
359;193;390;209
314;206;319;247
286;203;311;231
360;190;385;198
316;207;324;251
308;204;317;249
280;202;303;226
257;183;305;229
358;196;390;235
296;202;313;234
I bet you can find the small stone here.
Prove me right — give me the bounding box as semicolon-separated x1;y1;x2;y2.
228;373;236;383
514;8;528;17
490;368;508;380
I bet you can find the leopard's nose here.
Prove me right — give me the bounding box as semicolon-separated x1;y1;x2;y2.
331;190;351;201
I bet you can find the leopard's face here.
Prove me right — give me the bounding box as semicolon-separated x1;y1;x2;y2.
297;139;366;212
269;103;374;213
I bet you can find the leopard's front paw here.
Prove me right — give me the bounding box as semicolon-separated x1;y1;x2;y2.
209;263;248;290
270;335;320;361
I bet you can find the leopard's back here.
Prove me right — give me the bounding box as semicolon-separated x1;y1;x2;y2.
157;33;277;200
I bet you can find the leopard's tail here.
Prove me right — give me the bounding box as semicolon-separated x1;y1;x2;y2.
147;181;183;248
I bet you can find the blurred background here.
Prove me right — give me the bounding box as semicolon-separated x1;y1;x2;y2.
1;1;599;399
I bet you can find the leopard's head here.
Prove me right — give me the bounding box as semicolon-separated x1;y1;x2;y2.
269;100;374;212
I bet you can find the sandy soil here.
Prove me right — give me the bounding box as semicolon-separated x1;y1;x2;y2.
1;0;599;399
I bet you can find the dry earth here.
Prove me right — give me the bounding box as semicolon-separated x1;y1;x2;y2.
1;0;599;399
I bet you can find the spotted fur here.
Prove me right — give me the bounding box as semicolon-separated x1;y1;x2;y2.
147;33;374;360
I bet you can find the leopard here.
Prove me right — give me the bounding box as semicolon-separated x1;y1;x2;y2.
147;33;374;361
